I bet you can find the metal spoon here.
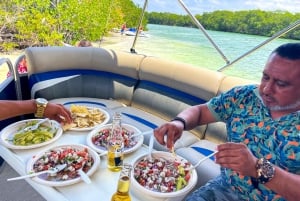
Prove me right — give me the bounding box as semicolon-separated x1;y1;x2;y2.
7;164;67;181
185;151;218;171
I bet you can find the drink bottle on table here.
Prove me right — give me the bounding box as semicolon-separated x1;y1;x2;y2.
107;112;124;171
111;163;132;201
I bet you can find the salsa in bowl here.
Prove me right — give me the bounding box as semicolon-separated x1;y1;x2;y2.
131;151;197;198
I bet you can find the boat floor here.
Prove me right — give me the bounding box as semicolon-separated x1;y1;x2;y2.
0;162;46;201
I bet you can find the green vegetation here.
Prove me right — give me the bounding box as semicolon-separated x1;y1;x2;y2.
1;0;299;53
0;0;146;52
147;10;300;40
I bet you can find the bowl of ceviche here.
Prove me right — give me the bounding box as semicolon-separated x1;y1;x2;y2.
26;144;100;186
86;123;143;154
131;151;198;199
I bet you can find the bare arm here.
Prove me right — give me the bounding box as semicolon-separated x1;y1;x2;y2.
265;167;300;201
0;100;72;123
154;104;216;149
177;104;216;130
216;143;300;201
0;100;36;120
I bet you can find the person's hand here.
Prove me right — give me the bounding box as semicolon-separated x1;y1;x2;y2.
154;121;184;149
44;103;72;124
215;142;258;177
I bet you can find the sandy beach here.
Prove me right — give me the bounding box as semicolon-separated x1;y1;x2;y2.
0;32;131;82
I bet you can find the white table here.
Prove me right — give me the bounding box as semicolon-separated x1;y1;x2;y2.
0;98;189;201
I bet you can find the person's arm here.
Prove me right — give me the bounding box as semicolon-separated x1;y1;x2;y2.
0;100;72;123
177;104;216;130
265;167;300;201
216;143;300;201
154;104;216;149
0;100;36;120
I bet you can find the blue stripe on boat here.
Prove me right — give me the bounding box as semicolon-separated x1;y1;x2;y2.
63;101;107;107
29;69;137;88
122;113;158;129
191;147;215;160
139;80;206;105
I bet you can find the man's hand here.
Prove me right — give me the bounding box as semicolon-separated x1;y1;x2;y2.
154;121;183;149
216;142;258;177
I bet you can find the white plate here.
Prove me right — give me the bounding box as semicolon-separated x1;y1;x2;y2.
131;151;198;198
0;119;63;150
26;144;100;186
63;101;110;131
86;123;143;154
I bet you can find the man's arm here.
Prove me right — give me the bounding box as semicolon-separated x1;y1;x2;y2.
0;100;36;120
265;167;300;201
154;104;217;149
0;100;72;123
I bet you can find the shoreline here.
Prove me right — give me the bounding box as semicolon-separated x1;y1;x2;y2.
0;32;128;63
0;32;131;81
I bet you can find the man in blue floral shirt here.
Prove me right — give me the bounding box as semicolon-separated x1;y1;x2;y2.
154;43;300;201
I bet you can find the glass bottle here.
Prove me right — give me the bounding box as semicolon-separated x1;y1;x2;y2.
111;163;132;201
107;112;124;171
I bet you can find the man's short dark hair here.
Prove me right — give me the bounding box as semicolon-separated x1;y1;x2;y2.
272;43;300;60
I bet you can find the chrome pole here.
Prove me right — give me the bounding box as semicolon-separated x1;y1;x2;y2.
130;0;148;53
217;19;300;72
177;0;230;64
0;57;22;100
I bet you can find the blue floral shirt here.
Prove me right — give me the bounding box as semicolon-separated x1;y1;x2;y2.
207;84;300;201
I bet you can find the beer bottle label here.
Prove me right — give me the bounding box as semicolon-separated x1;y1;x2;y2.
114;156;123;166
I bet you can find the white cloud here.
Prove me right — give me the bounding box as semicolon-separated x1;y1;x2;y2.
245;0;300;13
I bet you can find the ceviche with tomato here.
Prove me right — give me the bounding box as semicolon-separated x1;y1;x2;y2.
32;146;94;181
133;157;192;193
91;127;137;149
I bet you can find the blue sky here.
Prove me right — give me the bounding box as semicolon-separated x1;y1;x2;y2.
132;0;300;14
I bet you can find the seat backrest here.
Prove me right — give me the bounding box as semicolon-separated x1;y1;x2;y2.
25;47;145;105
132;56;226;137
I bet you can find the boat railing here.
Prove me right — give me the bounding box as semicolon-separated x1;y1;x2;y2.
130;0;149;53
178;0;230;65
0;55;25;101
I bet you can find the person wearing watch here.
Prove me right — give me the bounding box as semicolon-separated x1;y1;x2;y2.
0;98;73;167
0;98;72;123
154;43;300;201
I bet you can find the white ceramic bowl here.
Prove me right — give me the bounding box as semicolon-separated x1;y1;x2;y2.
86;123;143;154
131;151;198;199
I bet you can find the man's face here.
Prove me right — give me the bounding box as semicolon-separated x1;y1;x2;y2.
259;53;300;114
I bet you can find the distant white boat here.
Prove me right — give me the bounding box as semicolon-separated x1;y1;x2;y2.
125;30;149;37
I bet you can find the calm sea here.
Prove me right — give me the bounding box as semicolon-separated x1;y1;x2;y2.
106;24;299;82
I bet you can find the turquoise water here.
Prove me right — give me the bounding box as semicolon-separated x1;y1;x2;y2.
109;24;299;82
